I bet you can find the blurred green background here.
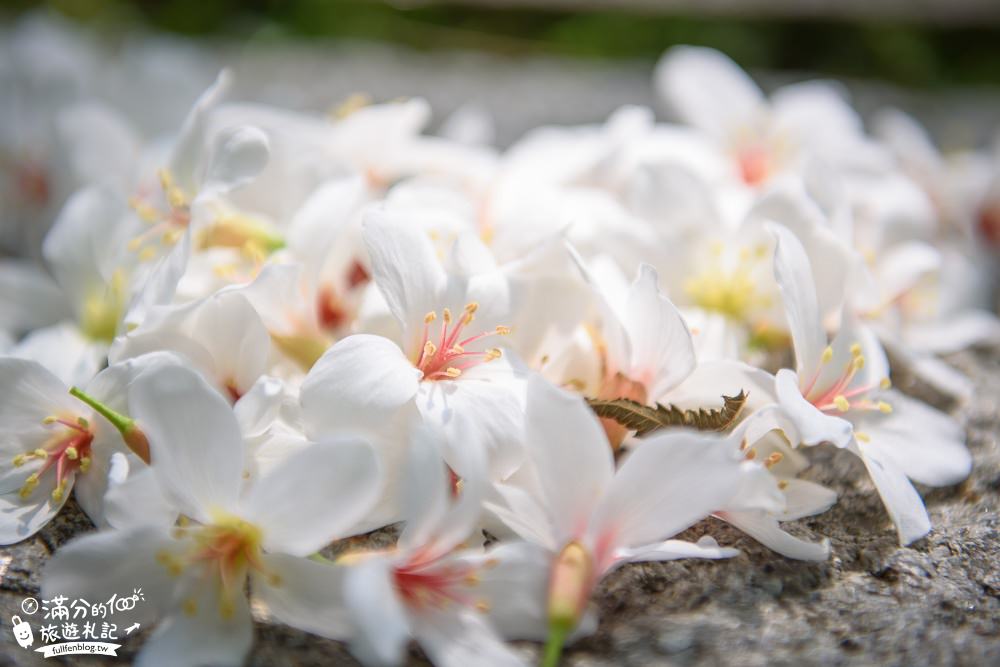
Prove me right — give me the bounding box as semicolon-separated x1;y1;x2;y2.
4;0;1000;89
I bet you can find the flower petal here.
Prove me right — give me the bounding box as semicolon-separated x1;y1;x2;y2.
300;334;420;438
716;509;830;561
769;223;826;377
242;438;382;556
857;444;931;545
129;364;244;521
774;368;853;448
343;556;412;666
524;375;614;546
623;263;695;399
253;554;354;639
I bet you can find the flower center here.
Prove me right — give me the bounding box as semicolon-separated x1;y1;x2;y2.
128;169;192;259
414;302;510;380
157;513;276;619
80;269;128;343
737;144;771;186
392;555;491;612
13;416;95;503
804;343;893;416
684;242;771;320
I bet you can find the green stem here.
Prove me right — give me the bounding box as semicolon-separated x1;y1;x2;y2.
69;387;150;464
541;620;570;667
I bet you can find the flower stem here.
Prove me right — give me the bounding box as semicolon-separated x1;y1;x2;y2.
541;619;570;667
69;387;150;464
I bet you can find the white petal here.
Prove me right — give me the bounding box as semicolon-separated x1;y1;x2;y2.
854;390;971;487
300;334;420;438
103;462;178;530
769;223;826;376
469;541;552;641
129;364;244;521
0;486;64;545
654;46;765;140
857;446;931;545
623;263;695;398
169;69;231;190
591;430;750;554
774;368;853;448
253;554;353;639
201;124;270;195
0;357;74;433
416;367;525;482
41;526;177;625
0;259;69;333
343;557;411;666
777;479;838;521
525;375;613;545
716;509;830;561
616;535;740;564
363;209;447;348
136;577;253;667
242;438;381;556
10;322;105;387
414;608;527;667
191;291;271;396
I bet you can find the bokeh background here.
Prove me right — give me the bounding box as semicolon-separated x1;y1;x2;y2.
3;0;1000;148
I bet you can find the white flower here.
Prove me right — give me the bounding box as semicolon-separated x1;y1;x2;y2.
486;376;782;657
301;209;528;481
319;429;527;667
42;363;382;667
768;223;971;544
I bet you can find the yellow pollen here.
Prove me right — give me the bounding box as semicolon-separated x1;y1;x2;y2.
850;342;862;356
765;452;784;468
77;416;89;428
853;355;866;370
19;474;40;499
444;367;462;378
495;325;512;335
745;449;757;461
485;348;502;361
42;416;58;425
64;447;78;460
739;438;749;451
269;573;283;587
443;308;452;324
821;347;833;363
219;597;236;619
833;395;850;412
475;600;491;613
450;344;465;354
465;302;479;314
182;598;198;616
79;457;91;473
878;401;893;414
51;479;68;503
880;378;892;390
424;341;438;358
483;558;499;569
12;454;26;467
855;431;871;443
162;228;183;246
424;311;437;324
777;480;789;490
463;573;481;586
139;247;158;262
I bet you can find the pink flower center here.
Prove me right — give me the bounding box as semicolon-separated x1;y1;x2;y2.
414;302;510;381
14;416;95;502
393;555;487;612
803;345;892;416
737;145;771;186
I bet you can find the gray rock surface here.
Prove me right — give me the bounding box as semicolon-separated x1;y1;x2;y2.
1;343;997;666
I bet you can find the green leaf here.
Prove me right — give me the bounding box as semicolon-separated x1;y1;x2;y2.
587;391;747;437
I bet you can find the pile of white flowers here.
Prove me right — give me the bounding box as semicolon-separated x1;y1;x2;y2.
2;18;999;667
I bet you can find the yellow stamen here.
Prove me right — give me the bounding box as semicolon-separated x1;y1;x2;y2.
745;449;757;461
182;598;198;616
79;457;92;474
475;600;491;613
777;480;789;490
855;431;871;443
64;447;78;460
424;341;437;358
495;325;512;335
880;378;892;390
821;346;833;364
444;367;462;378
484;348;502;361
850;342;862;357
878;401;893;414
424;311;437;324
833;395;850;412
443;308;452;324
765;452;783;468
